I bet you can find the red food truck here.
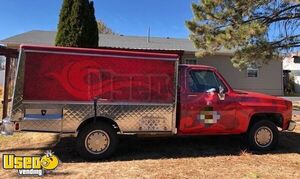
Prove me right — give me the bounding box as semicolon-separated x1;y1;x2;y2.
1;45;296;160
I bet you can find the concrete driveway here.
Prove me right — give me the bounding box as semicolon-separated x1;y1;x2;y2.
281;97;300;116
293;110;300;115
281;96;300;102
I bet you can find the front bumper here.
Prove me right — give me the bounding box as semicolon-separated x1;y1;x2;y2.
287;120;297;131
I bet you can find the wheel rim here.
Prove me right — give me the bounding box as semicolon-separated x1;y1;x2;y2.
254;126;273;148
85;130;110;154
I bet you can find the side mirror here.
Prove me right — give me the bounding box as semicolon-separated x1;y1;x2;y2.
219;85;224;94
218;85;225;100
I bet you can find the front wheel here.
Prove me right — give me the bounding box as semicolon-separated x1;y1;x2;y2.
247;120;278;151
76;122;118;160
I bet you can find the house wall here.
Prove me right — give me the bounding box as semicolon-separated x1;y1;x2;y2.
283;55;300;93
182;52;283;96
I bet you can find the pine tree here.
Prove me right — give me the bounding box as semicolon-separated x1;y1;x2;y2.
186;0;300;69
97;20;115;34
86;1;99;47
55;0;99;48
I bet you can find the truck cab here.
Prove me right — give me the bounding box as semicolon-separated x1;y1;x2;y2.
178;64;296;150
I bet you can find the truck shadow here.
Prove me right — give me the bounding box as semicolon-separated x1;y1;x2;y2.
51;131;300;163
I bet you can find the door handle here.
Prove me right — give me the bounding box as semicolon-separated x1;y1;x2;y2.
187;95;197;97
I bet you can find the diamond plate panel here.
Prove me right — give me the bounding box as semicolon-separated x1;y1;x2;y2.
63;104;93;132
11;52;25;121
63;104;175;133
19;120;62;132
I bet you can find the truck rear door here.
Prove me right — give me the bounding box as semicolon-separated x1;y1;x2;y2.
178;66;239;135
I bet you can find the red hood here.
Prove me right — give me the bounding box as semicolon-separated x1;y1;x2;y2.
233;90;292;131
234;90;289;103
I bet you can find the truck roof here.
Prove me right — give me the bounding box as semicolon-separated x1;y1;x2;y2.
179;64;217;70
20;44;179;61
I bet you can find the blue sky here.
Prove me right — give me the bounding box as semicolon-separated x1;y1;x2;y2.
0;0;198;40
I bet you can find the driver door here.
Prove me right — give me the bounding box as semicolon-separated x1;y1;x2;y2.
178;68;237;135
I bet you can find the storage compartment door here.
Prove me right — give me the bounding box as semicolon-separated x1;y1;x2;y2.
19;108;63;132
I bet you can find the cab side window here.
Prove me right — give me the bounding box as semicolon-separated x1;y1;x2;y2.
188;70;227;93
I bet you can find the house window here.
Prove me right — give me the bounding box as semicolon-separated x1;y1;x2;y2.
294;56;300;63
247;66;259;78
185;59;197;64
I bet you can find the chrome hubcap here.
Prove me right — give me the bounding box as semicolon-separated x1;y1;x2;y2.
254;126;273;148
85;130;110;154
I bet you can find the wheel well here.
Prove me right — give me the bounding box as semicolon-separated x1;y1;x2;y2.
248;113;283;129
77;116;120;133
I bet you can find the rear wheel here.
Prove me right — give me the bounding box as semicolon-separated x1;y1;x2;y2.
247;120;278;151
76;122;118;160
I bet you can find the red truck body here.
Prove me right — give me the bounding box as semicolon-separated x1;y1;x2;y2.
1;45;296;159
23;45;177;103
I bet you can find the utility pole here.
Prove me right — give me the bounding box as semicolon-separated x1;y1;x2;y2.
147;26;150;43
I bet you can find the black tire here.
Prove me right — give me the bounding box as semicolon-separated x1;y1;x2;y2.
76;122;118;160
247;120;278;151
